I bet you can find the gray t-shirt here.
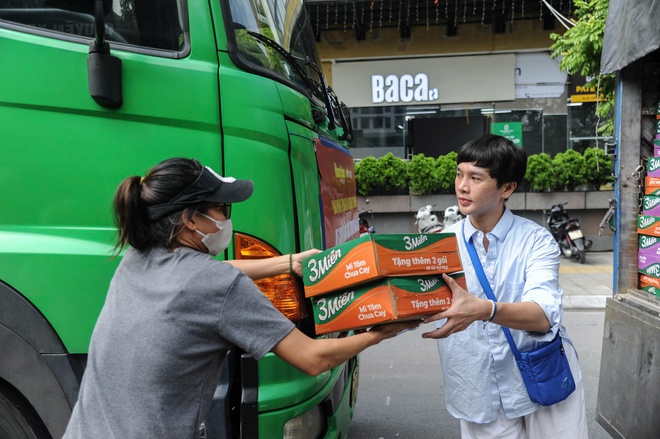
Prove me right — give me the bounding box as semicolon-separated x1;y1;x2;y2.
63;246;295;439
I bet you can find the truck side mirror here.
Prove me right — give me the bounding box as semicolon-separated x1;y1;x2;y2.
338;102;353;143
87;0;122;108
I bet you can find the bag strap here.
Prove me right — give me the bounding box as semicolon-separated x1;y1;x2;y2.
462;222;522;360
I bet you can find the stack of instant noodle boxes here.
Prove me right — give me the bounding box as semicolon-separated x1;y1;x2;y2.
302;233;464;334
637;116;660;298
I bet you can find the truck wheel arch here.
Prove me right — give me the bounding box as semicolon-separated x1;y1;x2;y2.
0;282;84;438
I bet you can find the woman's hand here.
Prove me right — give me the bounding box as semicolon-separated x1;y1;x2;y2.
290;248;321;277
274;319;422;376
226;248;320;280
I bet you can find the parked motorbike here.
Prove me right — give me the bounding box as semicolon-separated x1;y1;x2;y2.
359;211;376;236
415;205;463;233
442;205;463;228
546;202;593;264
415;205;443;233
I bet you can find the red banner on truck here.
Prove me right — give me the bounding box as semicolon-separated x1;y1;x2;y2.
315;136;359;248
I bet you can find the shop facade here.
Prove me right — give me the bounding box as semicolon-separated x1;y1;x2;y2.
306;0;610;159
304;1;615;251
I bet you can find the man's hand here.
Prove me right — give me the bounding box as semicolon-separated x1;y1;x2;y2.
421;273;490;339
368;320;422;339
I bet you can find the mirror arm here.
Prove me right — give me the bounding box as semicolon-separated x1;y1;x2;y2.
87;0;123;109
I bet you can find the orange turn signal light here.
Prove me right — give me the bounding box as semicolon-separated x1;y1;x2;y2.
234;233;307;321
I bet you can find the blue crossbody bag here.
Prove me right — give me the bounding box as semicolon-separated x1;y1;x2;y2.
462;225;576;406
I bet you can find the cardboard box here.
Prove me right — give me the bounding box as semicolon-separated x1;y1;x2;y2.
653;138;660;156
643;196;660;216
639;245;660;261
645;177;660;195
637;215;660;237
311;273;466;335
640;274;660;297
648;157;660;177
639;282;660;297
639;272;660;297
638;251;660;278
302;233;462;297
640;273;660;288
640;234;660;254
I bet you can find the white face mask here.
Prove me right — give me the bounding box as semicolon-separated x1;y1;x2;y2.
196;214;233;256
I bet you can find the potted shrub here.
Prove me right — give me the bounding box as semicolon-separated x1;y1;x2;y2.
377;153;409;194
436;151;458;192
354;156;382;196
552;149;587;190
583;146;614;189
407;154;441;195
525;153;555;191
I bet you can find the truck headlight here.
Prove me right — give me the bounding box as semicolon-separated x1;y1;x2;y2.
234;233;307;321
283;406;325;439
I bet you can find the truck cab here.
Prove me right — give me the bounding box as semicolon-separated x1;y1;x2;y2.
0;1;358;438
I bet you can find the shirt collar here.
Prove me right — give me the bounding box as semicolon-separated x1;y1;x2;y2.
464;207;514;243
491;207;514;241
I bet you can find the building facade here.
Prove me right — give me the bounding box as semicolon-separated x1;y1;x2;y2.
306;0;608;159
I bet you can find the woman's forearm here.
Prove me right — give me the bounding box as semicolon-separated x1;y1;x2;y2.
225;255;290;280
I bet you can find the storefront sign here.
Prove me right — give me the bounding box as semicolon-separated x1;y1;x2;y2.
371;73;438;104
514;52;567;99
491;122;523;147
569;74;605;102
331;54;515;108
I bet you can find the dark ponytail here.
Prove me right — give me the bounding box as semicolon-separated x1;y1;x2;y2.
112;158;204;254
113;175;150;253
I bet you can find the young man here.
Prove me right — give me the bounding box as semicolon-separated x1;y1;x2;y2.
422;134;588;438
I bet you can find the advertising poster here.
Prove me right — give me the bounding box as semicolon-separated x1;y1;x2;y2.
314;137;359;248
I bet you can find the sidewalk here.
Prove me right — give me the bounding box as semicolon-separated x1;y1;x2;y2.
559;251;613;310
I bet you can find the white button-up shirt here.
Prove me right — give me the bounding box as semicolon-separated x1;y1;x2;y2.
436;208;572;423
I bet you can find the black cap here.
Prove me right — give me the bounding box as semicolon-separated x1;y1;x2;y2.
147;166;254;220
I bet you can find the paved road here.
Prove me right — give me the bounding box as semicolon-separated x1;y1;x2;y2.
349;311;610;438
348;251;615;438
559;251;613;310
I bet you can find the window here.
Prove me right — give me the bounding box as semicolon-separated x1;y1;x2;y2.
352;107;401;133
227;0;323;94
568;102;611;153
0;0;187;52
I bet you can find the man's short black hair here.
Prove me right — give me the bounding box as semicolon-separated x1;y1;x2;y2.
457;133;527;188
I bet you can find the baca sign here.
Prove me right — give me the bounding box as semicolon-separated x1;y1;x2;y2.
371;73;439;104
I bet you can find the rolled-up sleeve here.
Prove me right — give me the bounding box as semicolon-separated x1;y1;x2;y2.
521;229;563;340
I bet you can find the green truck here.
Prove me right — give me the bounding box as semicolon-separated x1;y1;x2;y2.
0;1;359;438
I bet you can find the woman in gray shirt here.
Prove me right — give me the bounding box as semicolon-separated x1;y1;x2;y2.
62;158;416;439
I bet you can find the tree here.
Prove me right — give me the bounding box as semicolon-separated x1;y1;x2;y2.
583;146;614;188
550;0;614;136
377;153;409;193
354;156;382;196
407;154;441;195
552;149;587;190
525;153;556;191
436;152;458;191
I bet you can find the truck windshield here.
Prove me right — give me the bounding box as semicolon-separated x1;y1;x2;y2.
226;0;323;95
